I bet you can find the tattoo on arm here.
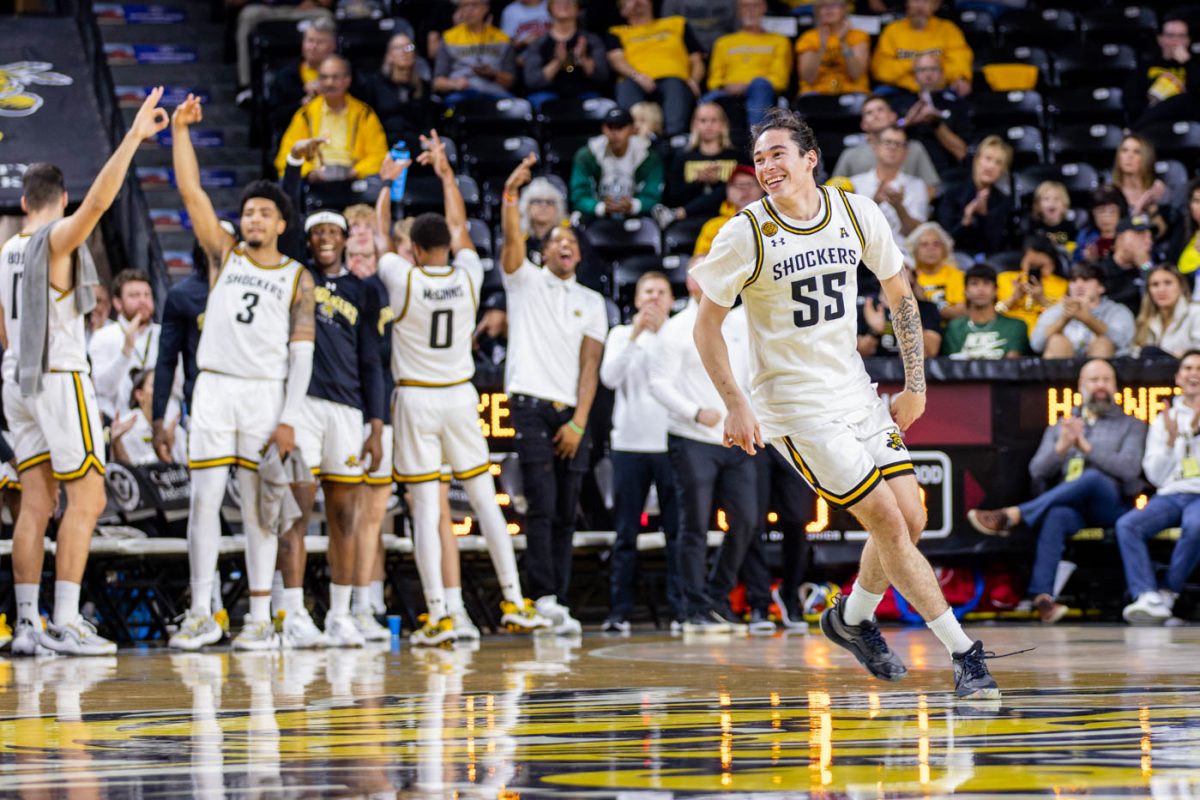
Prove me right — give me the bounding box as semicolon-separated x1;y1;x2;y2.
891;293;926;393
290;270;316;342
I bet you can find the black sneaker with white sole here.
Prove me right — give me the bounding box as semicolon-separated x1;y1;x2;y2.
709;606;749;632
819;595;908;681
952;640;1002;700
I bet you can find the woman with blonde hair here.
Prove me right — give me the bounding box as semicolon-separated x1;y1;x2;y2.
906;221;965;320
659;102;741;226
1112;133;1171;241
357;32;435;146
936;134;1014;255
1133;264;1200;357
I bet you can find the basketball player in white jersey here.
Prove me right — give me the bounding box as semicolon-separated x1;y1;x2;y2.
691;109;1004;700
376;131;548;644
0;88;169;655
168;94;317;651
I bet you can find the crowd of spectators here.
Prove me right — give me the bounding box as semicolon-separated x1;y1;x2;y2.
67;0;1200;631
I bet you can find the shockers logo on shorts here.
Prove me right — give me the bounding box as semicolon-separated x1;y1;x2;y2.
884;431;905;451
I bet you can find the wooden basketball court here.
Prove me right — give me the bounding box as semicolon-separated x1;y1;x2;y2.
2;624;1199;797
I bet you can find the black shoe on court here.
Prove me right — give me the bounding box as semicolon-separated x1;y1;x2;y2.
819;595;907;681
952;641;1002;700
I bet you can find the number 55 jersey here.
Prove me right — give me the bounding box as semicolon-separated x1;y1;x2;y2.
690;186;905;438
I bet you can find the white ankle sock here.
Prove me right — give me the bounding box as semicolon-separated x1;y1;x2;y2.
282;587;304;615
369;580;384;610
15;583;39;627
248;595;272;622
330;584;352;617
352;586;372;615
445;587;463;615
53;581;80;627
927;608;975;656
843;586;885;626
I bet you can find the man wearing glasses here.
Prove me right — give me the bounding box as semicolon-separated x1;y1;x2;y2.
1127;15;1200;127
850;125;929;247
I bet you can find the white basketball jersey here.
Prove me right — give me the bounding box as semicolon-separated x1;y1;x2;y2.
196;246;303;380
690;186;904;437
379;250;482;387
0;232;91;382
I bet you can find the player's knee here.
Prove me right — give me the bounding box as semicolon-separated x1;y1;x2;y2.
66;473;107;519
904;506;928;541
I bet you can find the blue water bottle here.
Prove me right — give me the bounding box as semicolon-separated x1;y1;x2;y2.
389;140;410;202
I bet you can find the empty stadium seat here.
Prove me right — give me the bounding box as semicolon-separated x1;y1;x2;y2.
400;173;481;216
1141;120;1200;164
1049;123;1125;167
974;46;1053;92
1047;87;1126;129
975;125;1044;168
1053;44;1138;90
969;90;1044;131
1154;158;1190;193
461;135;540;184
468;218;492;258
997;9;1078;50
584;217;661;264
536;96;617;139
543;134;590;180
613;254;687;311
445;97;534;142
794;93;866;137
338;17;414;69
956;9;996;52
663;217;708;257
1014;162;1101;209
1078;6;1158;49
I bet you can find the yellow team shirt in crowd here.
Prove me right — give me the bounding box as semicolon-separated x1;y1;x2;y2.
1178;233;1200;275
870;16;973;93
609;16;691;82
299;62;318;87
996;270;1067;335
693;200;736;257
916;263;965;308
317;105;353;167
794;28;871;95
708;30;792;93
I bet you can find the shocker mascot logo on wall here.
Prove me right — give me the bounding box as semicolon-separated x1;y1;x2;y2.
0;61;72;117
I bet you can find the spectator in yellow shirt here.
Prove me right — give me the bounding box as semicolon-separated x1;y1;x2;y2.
996;236;1070;335
274;55;388;181
606;0;706;137
795;0;870;95
871;0;973;95
692;165;763;257
703;0;791;127
906;222;965;321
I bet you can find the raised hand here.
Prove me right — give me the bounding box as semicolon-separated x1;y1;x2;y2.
504;151;538;194
130;86;170;140
417;128;452;179
378;153;411;182
290;137;328;162
171;93;204;128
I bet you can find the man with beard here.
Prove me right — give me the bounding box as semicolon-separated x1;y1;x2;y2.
272;209;387;648
968;359;1146;623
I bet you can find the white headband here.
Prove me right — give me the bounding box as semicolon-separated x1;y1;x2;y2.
304;211;348;233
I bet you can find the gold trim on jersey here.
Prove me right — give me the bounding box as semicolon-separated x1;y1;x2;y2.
233;245;295;271
235;457;259;471
49;283;72;300
319;472;365;484
781;435;880;509
395;377;470;388
393;468;442;483
17;452;50;473
452;463;490;480
740;208;765;289
417;266;456;278
290;266;304;305
761;186;832;236
835;188;866;250
364;473;393;486
881;461;915;479
54;454;105;482
395;267;417;323
189;455;237;470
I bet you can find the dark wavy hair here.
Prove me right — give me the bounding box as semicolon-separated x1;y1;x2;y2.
749;107;821;162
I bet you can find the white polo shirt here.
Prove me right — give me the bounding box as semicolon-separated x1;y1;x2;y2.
600;323;669;453
848;170;929;247
648;300;751;446
502;259;608;406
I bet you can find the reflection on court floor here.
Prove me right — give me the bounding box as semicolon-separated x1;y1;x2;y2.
1;626;1199;797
